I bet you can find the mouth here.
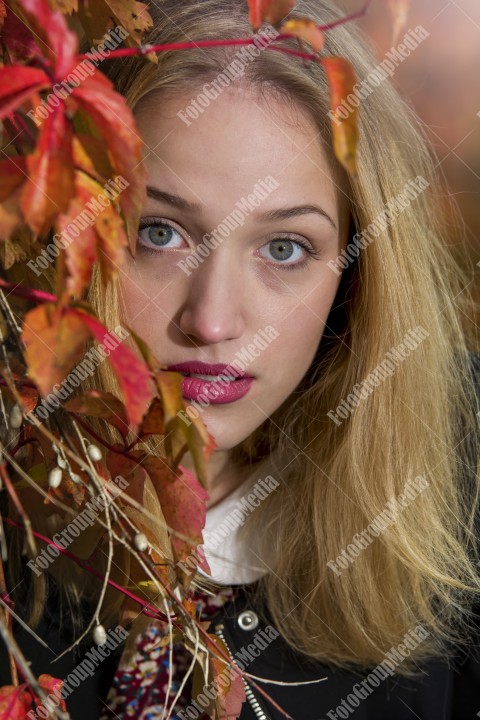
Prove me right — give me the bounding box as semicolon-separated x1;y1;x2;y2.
166;361;254;380
166;362;254;404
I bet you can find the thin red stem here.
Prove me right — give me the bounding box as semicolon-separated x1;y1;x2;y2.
0;279;56;305
3;517;179;627
75;1;374;63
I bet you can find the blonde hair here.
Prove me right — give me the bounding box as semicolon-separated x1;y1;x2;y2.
8;0;480;671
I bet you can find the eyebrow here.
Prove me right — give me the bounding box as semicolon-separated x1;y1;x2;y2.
146;186;337;231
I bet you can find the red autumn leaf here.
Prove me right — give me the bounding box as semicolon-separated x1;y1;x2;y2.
22;302;91;398
180;406;217;488
37;674;67;711
126;332;216;480
71;309;154;431
142;460;210;575
321;56;358;177
65;389;131;440
150;368;217;486
72;72;147;252
138;396;165;437
0;5;41;65
248;0;295;30
0;0;145;248
384;0;411;45
105;447;147;505
208;635;246;719
18;384;39;413
0;66;50;118
0;685;32;718
13;0;78;77
21;106;75;235
280;18;324;52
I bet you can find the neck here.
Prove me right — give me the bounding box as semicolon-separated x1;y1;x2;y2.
180;449;261;509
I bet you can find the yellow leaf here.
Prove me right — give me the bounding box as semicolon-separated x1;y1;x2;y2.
281;18;325;52
321;56;359;177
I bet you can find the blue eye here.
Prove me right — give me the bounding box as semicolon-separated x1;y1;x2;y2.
137;220;184;251
258;237;321;267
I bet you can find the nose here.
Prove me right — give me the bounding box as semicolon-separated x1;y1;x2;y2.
177;246;246;345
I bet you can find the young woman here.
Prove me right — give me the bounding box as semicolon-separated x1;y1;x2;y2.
1;1;479;718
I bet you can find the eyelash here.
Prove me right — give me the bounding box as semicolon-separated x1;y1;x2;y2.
137;217;322;269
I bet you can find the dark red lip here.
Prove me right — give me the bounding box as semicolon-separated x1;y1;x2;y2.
166;361;253;378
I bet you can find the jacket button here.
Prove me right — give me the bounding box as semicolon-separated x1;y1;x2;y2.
237;610;259;631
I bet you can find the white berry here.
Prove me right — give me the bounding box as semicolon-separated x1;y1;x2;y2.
87;444;102;462
133;533;149;552
10;405;23;429
48;467;62;489
93;624;107;646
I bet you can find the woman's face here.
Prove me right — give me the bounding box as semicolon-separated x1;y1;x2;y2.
120;84;345;454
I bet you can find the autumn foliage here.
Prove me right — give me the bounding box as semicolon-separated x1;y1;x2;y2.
0;0;409;717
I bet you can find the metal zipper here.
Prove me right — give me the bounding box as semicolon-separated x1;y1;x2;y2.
214;623;272;720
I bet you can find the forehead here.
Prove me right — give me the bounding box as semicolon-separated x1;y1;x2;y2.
133;85;344;224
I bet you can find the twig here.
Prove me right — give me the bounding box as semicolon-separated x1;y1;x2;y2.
0;614;69;720
0;557;17;685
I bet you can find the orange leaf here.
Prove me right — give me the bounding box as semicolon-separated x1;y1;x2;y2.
21;106;75;236
72;309;154;431
155;370;184;428
0;685;32;719
22;302;91;398
280;18;324;52
56;195;97;297
384;0;411;45
49;0;78;11
209;634;246;718
0;156;28;239
71;133;115;185
77;0;153;48
65;389;130;439
57;170;128;297
280;18;325;52
321;56;359;177
103;0;154;46
138;396;165;437
143;460;209;578
93;191;129;285
37;674;67;712
129;334;216;483
105;447;147;505
248;0;295;30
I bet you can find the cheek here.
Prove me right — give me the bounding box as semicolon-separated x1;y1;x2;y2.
275;275;339;338
268;279;339;376
118;265;164;337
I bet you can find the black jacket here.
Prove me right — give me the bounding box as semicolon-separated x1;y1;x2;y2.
0;580;479;719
